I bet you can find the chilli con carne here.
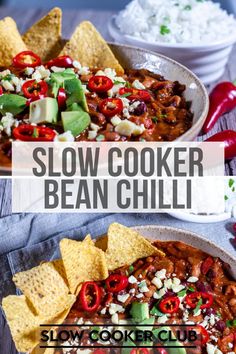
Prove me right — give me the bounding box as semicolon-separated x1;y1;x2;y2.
0;51;193;167
55;241;236;354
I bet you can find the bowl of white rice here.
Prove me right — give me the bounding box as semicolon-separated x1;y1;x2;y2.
109;0;236;84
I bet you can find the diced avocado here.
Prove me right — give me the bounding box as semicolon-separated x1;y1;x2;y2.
64;78;88;112
122;339;136;354
136;317;155;332
66;103;84;112
153;326;187;354
49;70;76;97
130;302;150;323
29;97;58;124
0;94;27;115
61;111;90;137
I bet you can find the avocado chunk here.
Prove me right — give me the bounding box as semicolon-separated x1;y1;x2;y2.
61;111;90;137
49;70;76;97
153;326;187;354
29;97;58;124
0;94;27;115
136;317;155;332
66;103;84;112
64;78;88;112
130;302;150;323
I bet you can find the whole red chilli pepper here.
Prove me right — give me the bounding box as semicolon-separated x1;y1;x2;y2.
205;130;236;160
203;82;236;134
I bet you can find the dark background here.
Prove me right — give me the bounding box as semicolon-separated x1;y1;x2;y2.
0;0;235;13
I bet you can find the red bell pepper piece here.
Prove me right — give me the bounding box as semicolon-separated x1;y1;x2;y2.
105;274;128;293
159;296;180;314
13;51;41;68
201;256;214;275
79;281;101;312
13;125;56;142
203;82;236;134
185;292;213;309
22;79;48;99
57;87;67;109
130;349;149;354
119;87;151;102
205;130;236;160
88;76;113;93
46;55;73;69
99;98;123;117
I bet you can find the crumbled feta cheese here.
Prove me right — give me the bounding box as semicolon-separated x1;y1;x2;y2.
32;65;51;81
90;122;100;131
108;83;125;97
132;123;145;136
82;84;89;94
78;66;90;75
157;315;168;324
136;293;144;299
51;66;66;73
111;313;119;324
1;80;14;91
187;276;198;283
164;279;173;289
210;335;218;343
172;278;181;286
155;269;166;280
88;130;97;140
228;343;233;349
107;101;116;109
129;288;136;294
117;294;129;303
128;275;137;284
151;277;162;289
0;113;19;136
153;288;166;299
104;68;117;81
73;60;81;69
108;303;125;315
111;116;122;126
129;100;141;113
172;284;185;293
54;131;74;142
120;97;130;108
139;283;149;293
123;108;131;119
132;79;146;90
25;67;34;76
115;119;145;137
100;307;107;315
206;343;223;354
0;69;11;78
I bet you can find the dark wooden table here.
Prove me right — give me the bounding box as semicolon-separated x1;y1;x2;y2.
0;6;235;217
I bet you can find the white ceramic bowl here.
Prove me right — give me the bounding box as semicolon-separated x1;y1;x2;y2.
109;16;236;85
133;225;236;278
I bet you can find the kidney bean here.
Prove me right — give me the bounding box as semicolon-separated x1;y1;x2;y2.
104;131;120;141
215;320;226;332
131;101;147;116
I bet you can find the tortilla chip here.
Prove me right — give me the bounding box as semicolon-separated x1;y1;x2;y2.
60;236;108;294
60;21;124;75
105;223;165;270
13;262;70;317
2;295;42;352
95;234;108;251
0;17;27;67
22;7;62;62
2;294;75;353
